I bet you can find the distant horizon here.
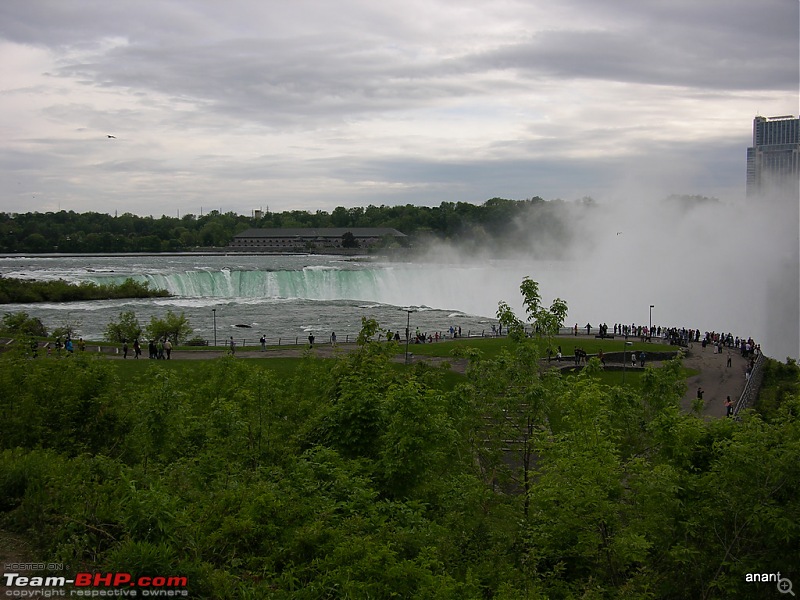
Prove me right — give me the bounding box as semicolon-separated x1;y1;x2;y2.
1;191;728;220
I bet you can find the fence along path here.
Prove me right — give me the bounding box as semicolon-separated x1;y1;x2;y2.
733;352;766;416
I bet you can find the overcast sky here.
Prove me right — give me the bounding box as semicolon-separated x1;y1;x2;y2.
0;0;797;216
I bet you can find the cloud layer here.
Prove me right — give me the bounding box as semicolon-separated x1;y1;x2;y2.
0;0;797;214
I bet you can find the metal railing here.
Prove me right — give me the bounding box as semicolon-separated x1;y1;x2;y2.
203;326;672;348
732;352;766;416
204;329;500;349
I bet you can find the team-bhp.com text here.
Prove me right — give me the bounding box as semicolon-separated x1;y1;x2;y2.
3;573;188;597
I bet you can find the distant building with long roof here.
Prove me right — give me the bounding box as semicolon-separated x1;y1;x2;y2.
229;227;406;251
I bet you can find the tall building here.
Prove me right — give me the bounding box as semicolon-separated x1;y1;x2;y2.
746;115;800;196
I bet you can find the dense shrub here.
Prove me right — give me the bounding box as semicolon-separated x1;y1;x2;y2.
0;314;797;598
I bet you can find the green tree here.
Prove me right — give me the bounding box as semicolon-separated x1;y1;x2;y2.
341;231;359;248
104;310;143;343
331;206;350;227
24;233;50;253
1;312;47;337
145;310;192;344
52;317;82;341
497;276;567;346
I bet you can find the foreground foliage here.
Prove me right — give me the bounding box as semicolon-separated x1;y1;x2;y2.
0;315;798;598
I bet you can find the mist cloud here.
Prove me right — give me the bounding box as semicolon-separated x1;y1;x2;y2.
415;186;799;361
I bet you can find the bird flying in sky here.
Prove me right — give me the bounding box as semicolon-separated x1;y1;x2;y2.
107;135;116;139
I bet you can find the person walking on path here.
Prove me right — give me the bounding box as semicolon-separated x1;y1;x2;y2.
229;336;236;356
725;396;734;417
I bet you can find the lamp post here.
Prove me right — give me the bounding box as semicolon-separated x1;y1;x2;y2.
622;341;633;384
649;305;654;340
212;308;217;347
405;309;412;364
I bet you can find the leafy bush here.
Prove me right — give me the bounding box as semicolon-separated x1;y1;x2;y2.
1;311;47;336
145;310;192;344
0;275;169;304
104;310;143;343
0;288;797;599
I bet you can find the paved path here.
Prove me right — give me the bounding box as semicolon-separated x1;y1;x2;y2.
679;344;749;418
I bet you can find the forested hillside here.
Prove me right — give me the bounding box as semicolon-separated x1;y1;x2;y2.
0;196;585;254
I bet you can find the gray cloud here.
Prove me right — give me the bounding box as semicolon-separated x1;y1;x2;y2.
0;0;796;215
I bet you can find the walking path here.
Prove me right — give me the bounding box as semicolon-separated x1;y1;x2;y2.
678;344;750;418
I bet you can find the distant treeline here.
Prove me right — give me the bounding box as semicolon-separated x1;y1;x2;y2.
0;276;170;304
1;195;720;255
0;197;589;254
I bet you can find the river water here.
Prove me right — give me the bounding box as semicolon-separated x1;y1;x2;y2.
1;250;795;360
0;254;523;345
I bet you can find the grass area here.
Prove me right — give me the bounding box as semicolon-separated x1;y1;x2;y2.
105;354;466;392
24;334;678;360
105;350;696;394
27;335;686;395
563;366;699;389
405;335;679;360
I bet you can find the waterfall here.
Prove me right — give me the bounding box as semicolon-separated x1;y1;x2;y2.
93;264;537;319
101;268;391;302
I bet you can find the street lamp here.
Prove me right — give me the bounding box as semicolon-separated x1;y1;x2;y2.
212;308;217;347
622;341;633;384
405;309;412;364
649;305;654;340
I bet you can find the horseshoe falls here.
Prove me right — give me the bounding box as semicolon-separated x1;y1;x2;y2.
127;268;392;302
0;255;523;341
109;264;533;318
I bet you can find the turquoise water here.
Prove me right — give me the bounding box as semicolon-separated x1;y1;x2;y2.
3;251;783;357
0;254;507;344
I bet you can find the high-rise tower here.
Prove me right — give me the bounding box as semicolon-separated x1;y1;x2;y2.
746;115;800;196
